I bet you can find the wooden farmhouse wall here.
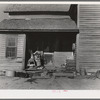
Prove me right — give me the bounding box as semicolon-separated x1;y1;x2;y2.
77;5;100;72
0;33;25;71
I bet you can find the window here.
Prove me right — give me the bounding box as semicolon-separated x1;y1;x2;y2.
6;35;18;58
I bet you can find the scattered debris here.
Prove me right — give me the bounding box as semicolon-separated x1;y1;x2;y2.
25;78;38;84
96;70;100;79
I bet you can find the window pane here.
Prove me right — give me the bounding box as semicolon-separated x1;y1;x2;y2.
6;47;17;58
7;38;16;46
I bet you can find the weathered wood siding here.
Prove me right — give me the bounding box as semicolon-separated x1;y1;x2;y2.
78;5;100;72
0;34;25;71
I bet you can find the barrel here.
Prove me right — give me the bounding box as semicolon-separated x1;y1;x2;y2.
5;70;15;77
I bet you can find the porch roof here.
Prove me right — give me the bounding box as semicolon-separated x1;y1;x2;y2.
0;18;79;32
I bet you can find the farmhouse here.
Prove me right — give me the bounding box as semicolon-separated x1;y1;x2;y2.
0;4;99;73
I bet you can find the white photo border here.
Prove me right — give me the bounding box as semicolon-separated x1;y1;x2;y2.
0;1;99;99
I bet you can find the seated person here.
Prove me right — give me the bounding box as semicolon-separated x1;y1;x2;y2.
27;51;36;70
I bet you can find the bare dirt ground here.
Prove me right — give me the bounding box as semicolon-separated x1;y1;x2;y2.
0;76;100;90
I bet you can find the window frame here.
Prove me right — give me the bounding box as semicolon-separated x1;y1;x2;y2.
6;34;18;59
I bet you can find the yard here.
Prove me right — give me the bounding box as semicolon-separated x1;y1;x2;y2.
0;75;100;90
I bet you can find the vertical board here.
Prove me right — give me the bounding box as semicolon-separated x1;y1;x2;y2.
17;34;25;58
76;34;79;71
79;5;100;72
0;34;6;60
17;34;26;70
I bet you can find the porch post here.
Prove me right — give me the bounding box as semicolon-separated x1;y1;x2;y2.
76;34;79;72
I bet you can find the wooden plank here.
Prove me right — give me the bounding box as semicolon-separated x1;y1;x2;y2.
22;34;26;70
79;63;100;68
78;56;100;62
79;47;100;50
17;34;26;70
79;25;100;27
17;34;25;58
76;34;79;71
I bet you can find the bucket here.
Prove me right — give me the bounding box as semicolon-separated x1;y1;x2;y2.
80;68;87;76
5;70;15;77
